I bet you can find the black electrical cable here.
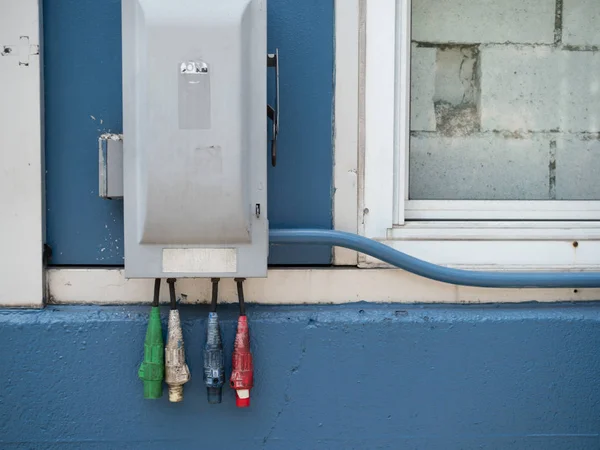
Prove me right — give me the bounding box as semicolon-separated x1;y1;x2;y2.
235;278;246;316
167;278;177;310
210;278;220;313
152;278;161;307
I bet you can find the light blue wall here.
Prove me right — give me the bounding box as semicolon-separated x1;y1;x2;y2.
1;304;599;449
43;0;334;266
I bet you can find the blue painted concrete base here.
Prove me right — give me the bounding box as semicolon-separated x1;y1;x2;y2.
1;304;599;449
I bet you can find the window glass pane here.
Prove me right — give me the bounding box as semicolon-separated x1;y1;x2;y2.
409;0;600;200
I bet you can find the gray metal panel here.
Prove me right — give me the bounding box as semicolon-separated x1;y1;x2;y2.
122;0;268;278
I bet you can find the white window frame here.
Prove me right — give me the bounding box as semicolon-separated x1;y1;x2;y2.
405;201;600;221
356;0;600;269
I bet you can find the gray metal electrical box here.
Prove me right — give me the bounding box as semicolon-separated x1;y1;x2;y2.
122;0;268;278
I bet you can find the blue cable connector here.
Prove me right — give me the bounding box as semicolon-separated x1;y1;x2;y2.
270;229;600;288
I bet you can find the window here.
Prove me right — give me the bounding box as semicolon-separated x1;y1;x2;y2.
359;0;600;269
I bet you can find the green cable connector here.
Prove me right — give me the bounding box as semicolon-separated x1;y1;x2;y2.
138;306;164;399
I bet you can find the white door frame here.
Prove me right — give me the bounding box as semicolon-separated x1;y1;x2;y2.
333;0;360;265
0;0;45;307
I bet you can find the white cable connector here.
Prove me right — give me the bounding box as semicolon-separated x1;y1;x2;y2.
164;309;191;402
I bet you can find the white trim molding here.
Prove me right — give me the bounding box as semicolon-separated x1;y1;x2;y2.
388;221;600;240
48;268;600;305
405;201;600;221
360;0;412;241
361;0;398;239
359;221;600;269
0;0;45;308
393;0;411;226
333;0;360;265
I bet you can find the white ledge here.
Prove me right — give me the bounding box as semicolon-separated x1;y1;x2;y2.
46;268;600;305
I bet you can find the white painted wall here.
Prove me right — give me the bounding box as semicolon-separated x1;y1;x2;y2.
0;0;44;307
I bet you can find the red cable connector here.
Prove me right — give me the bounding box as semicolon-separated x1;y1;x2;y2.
230;315;253;407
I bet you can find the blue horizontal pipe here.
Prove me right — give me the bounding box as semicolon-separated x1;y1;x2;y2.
270;229;600;288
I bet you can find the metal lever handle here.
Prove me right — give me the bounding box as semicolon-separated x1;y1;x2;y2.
267;49;279;166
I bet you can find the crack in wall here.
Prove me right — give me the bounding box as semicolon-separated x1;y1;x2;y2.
262;333;309;448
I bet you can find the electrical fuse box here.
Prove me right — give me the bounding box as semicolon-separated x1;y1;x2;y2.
122;0;268;278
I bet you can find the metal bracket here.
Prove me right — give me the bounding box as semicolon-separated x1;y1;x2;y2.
99;133;124;199
267;49;279;167
1;36;39;67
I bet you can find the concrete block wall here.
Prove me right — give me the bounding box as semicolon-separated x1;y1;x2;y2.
410;0;600;200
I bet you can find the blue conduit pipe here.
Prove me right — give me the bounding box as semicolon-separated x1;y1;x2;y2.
270;229;600;288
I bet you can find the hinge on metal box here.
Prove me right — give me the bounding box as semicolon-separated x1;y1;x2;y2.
267;49;279;167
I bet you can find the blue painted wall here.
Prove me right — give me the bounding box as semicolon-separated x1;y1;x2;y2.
1;304;599;449
35;3;600;449
43;0;334;266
